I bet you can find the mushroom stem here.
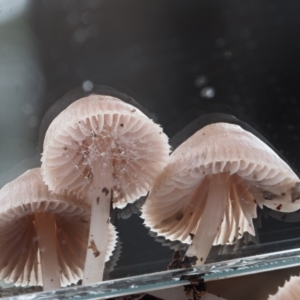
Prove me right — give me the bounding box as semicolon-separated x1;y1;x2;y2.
185;175;228;265
82;160;112;284
34;212;61;291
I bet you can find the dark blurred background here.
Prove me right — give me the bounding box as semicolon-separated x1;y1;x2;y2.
2;0;300;178
1;0;300;282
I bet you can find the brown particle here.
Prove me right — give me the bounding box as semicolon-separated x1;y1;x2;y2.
131;109;136;112
276;204;283;211
50;279;54;282
200;257;203;261
88;239;100;257
96;197;100;205
281;192;286;196
175;212;184;221
189;233;195;240
102;187;109;196
291;182;300;202
262;191;276;200
120;123;124;127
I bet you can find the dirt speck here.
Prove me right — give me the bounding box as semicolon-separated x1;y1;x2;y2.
88;239;100;257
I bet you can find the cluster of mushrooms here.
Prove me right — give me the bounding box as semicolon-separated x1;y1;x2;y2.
1;92;300;293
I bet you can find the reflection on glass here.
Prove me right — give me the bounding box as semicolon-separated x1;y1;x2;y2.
2;84;300;299
142;113;300;267
0;87;171;293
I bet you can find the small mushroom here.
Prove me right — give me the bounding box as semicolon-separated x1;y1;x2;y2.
268;275;300;299
0;168;117;290
142;122;300;265
41;94;170;284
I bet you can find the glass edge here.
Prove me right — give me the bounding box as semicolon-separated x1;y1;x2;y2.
4;248;300;300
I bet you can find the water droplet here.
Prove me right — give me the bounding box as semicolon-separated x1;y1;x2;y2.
223;50;233;59
81;11;94;25
194;75;207;88
82;80;93;91
200;87;215;99
87;24;100;37
73;28;87;43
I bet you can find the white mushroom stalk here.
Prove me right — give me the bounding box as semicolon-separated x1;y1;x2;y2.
185;174;228;262
41;95;170;284
142;122;300;265
0;168;104;290
83;160;112;284
34;212;60;290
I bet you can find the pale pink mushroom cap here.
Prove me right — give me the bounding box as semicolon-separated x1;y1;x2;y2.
269;275;300;299
41;95;170;208
142;122;300;245
0;168;117;286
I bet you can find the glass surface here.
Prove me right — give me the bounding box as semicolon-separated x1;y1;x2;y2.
1;0;300;298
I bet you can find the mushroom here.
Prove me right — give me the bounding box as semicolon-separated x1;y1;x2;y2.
41;94;170;284
268;275;300;299
141;121;300;265
0;168;117;290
